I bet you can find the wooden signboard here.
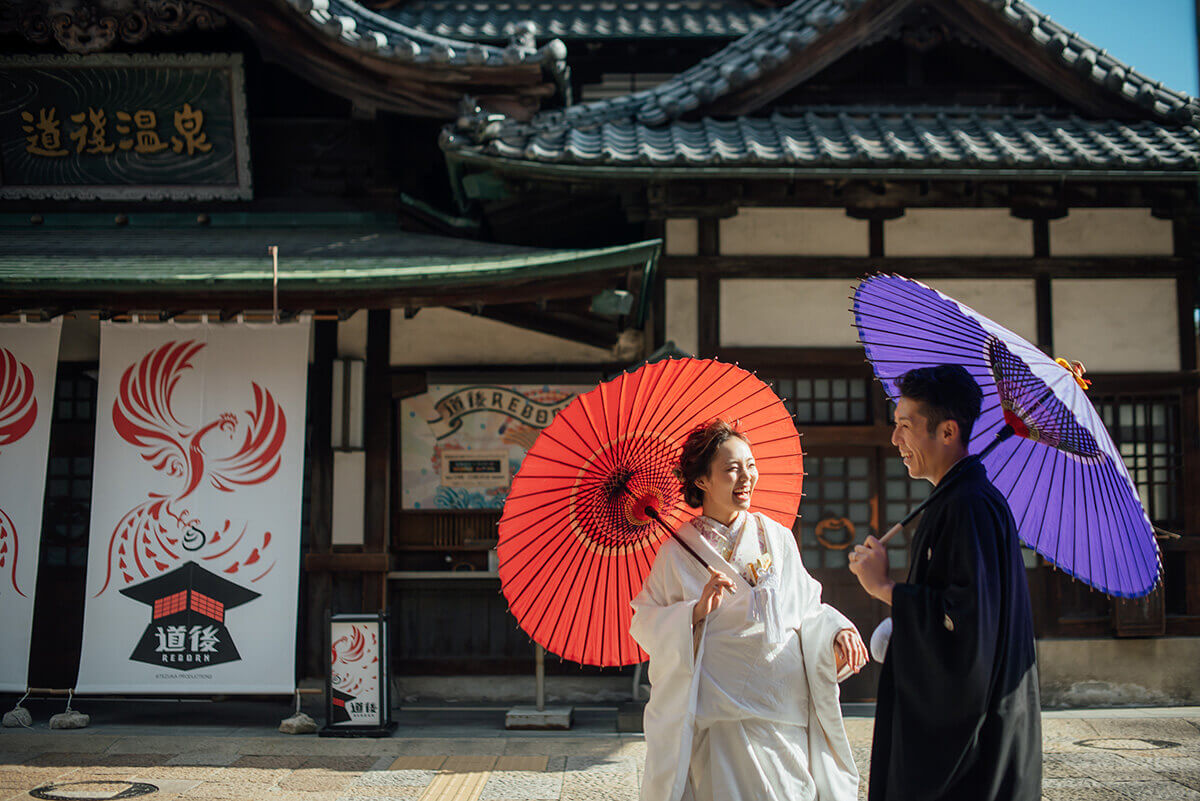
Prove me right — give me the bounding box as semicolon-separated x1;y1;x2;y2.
0;53;251;200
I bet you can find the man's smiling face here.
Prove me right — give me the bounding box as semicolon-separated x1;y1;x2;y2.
891;396;944;484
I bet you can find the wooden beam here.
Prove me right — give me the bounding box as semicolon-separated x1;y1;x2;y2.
662;255;1187;279
363;309;390;611
697;217;721;357
304;552;390;572
302;320;336;678
1035;273;1053;354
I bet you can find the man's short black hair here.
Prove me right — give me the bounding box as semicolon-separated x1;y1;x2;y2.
896;364;983;444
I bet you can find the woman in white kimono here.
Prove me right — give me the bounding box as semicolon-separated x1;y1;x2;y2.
630;419;869;801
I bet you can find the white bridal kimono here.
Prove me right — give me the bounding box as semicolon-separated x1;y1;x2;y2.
630;511;859;801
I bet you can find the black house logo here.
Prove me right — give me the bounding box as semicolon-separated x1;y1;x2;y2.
120;561;260;671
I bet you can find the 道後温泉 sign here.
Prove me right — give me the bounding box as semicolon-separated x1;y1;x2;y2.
75;319;308;694
0;53;251;200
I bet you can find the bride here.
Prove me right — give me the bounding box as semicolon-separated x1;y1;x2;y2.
630;419;868;801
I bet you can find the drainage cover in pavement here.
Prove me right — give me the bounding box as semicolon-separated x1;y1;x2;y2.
1075;738;1180;751
29;781;158;800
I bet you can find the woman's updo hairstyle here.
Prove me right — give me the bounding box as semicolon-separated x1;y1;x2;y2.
674;419;750;508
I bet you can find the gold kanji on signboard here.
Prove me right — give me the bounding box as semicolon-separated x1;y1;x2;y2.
170;103;212;155
20;107;68;157
69;107;116;154
116;110;169;154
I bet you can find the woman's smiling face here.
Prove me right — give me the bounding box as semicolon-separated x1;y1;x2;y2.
695;436;758;525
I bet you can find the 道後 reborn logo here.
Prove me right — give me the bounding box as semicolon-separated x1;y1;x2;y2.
121;561;259;670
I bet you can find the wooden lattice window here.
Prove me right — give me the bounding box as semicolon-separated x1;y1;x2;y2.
772;377;872;426
1093;394;1183;529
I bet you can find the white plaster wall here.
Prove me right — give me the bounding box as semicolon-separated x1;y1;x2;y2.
921;279;1039;345
390;307;614;366
1050;208;1174;256
665;218;699;256
720;279;860;347
719;208;869;256
665;279;699;355
886;209;1033;256
337;310;368;359
1051;279;1179;372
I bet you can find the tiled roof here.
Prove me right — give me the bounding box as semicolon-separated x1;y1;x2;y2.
385;0;775;41
459;106;1200;170
282;0;567;66
443;0;1199;162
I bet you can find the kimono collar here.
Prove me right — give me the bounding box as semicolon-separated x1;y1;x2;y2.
937;454;984;487
698;511;746;537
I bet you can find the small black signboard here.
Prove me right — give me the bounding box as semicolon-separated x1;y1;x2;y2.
320;611;395;737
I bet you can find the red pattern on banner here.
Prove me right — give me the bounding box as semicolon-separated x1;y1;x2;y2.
189;590;225;622
153;590;188;619
0;347;38;597
97;340;288;595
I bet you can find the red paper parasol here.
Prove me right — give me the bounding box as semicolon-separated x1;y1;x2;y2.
498;357;804;667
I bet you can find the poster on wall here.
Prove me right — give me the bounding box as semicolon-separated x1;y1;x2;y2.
0;320;61;692
400;382;591;510
76;319;309;694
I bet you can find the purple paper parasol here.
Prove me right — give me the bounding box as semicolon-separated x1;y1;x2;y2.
853;274;1160;598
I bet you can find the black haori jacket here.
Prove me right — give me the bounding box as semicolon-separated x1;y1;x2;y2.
869;458;1042;801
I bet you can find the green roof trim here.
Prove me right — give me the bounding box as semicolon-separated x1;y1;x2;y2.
0;226;661;321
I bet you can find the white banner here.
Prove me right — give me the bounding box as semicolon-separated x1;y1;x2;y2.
77;320;309;694
0;320;62;692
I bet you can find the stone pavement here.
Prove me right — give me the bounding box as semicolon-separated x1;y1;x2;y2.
0;705;1197;800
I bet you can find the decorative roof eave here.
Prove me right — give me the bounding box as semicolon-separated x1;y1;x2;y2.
444;0;1198;143
386;0;777;42
445;147;1200;184
442;107;1200;181
198;0;568;119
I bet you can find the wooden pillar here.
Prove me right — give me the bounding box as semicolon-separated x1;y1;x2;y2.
697;217;720;357
303;319;336;678
363;309;391;612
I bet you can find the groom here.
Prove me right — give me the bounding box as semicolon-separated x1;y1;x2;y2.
848;364;1041;801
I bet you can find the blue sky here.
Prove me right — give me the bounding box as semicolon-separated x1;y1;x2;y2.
1030;0;1198;96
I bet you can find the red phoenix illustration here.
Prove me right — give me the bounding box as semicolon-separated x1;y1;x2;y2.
98;340;287;595
0;347;38;597
331;624;378;696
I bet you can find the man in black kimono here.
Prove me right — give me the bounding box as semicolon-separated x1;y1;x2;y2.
849;364;1041;801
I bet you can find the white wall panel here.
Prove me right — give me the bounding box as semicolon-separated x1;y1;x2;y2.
665;278;699;355
719;208;868;256
1050;209;1174;256
665;218;699;256
886;209;1033;256
1052;279;1179;372
720;279;859;347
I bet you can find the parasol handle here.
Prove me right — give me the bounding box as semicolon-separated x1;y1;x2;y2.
878;425;1015;545
642;506;711;570
642;506;736;594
